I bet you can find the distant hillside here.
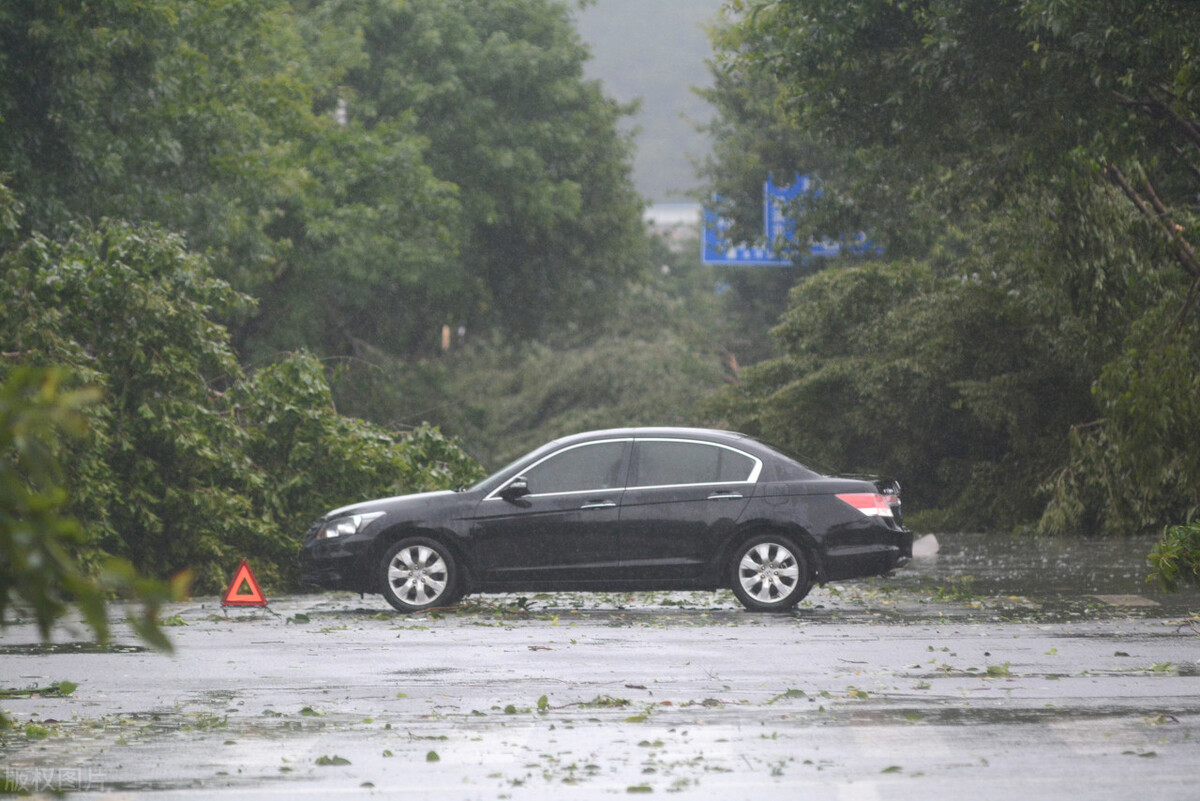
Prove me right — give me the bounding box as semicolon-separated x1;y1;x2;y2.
573;0;726;204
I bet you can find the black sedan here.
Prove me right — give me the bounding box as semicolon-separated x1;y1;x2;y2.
300;427;912;612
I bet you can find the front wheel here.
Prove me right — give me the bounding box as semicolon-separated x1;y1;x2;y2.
730;534;811;612
379;537;462;613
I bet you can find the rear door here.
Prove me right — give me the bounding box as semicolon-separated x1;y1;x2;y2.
618;438;760;580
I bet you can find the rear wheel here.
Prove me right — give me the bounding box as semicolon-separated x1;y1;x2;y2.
379;537;462;613
730;534;811;612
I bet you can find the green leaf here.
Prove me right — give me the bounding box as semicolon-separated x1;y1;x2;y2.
315;755;350;766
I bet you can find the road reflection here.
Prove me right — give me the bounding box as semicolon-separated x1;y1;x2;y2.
891;531;1200;613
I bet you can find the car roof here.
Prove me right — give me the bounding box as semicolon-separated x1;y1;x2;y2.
546;427;754;447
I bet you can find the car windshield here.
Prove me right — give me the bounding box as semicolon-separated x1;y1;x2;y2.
467;443;557;494
468;458;521;494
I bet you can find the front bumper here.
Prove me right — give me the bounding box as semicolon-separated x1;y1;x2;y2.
299;532;374;592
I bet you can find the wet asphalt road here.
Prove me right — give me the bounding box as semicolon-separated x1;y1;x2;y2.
3;535;1200;800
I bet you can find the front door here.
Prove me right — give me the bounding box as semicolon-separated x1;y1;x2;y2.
470;439;630;585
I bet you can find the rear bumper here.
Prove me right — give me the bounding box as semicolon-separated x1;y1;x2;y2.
822;527;912;581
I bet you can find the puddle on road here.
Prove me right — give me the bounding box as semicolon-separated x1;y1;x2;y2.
897;532;1161;597
845;705;1185;728
390;666;461;677
0;642;149;656
884;532;1200;620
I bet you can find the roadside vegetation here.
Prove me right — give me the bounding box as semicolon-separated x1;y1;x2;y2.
698;1;1200;578
0;0;650;647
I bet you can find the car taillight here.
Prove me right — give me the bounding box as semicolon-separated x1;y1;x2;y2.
835;493;895;517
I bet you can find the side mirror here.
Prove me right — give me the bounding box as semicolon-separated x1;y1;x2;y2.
500;477;531;502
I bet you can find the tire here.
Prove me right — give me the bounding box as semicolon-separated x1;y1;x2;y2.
379;537;462;613
729;533;811;612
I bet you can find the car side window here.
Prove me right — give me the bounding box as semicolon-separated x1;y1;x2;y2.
632;441;757;487
522;441;627;495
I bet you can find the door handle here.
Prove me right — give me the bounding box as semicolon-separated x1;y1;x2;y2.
707;492;744;501
580;500;617;510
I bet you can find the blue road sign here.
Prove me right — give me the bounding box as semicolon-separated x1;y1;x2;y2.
702;175;848;267
764;173;809;245
702;205;793;266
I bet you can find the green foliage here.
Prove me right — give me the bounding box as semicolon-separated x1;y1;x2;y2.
0;1;665;605
1;208;481;593
0;0;467;362
1;367;107;640
1038;307;1200;537
0;0;315;284
1;0;649;593
715;0;1200;255
0;680;78;700
325;250;735;471
699;10;826;249
1149;520;1200;592
450;261;731;467
236;112;463;361
704;249;1088;529
0;177;175;687
447;334;721;470
345;0;645;342
1;218;272;591
705;0;1200;541
234;352;483;538
0;365;184;731
1;0;647;363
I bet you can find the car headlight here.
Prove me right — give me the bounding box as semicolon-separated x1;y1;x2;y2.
318;511;385;540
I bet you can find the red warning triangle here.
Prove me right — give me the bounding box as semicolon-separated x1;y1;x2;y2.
221;558;267;607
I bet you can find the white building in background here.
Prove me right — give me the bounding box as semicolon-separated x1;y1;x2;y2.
644;203;702;252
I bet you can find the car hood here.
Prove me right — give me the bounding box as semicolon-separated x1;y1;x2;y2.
323;490;459;521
